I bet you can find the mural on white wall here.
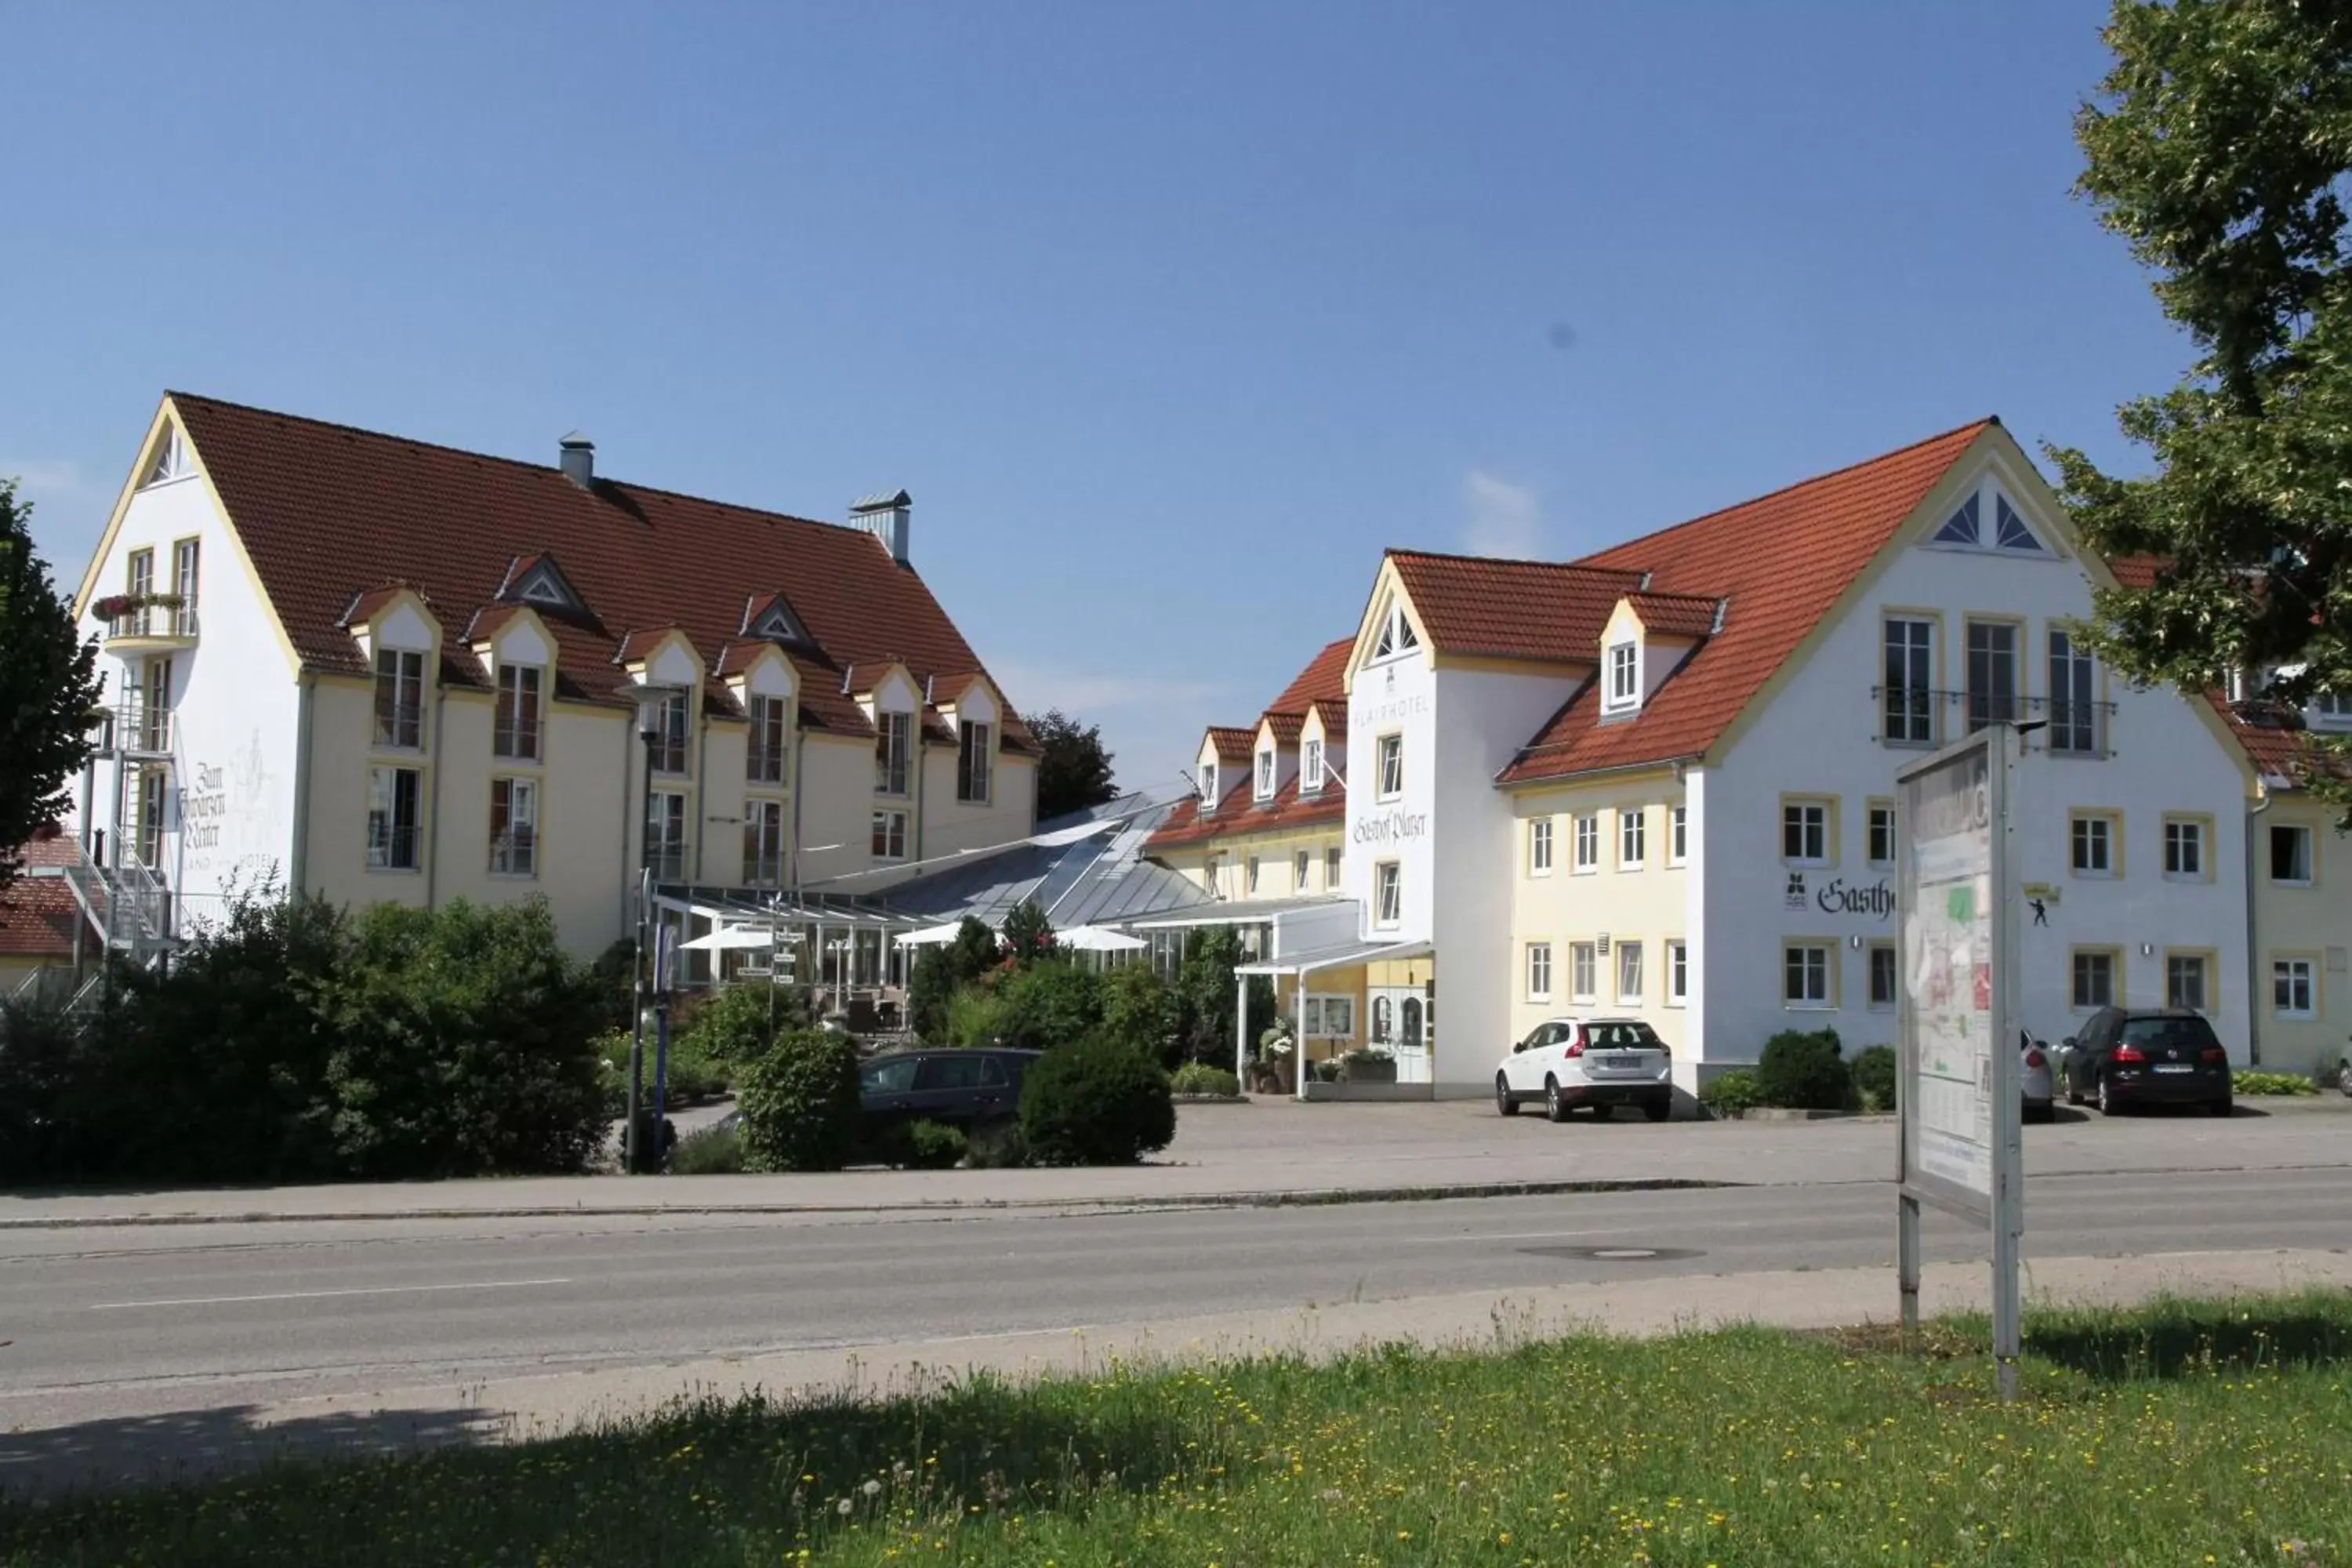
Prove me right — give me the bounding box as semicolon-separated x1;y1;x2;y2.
178;725;284;891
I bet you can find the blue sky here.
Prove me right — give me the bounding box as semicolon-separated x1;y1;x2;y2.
3;1;2179;791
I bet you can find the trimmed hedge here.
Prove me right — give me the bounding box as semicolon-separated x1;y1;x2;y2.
1170;1062;1241;1097
735;1028;863;1172
1850;1044;1897;1112
901;1120;968;1170
1697;1070;1763;1118
1755;1029;1849;1111
2234;1070;2318;1097
1019;1039;1176;1166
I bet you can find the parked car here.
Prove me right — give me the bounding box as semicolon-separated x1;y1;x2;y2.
858;1047;1041;1135
1496;1018;1673;1123
2020;1031;2056;1123
2060;1008;2233;1116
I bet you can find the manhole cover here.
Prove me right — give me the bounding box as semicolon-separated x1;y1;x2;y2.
1519;1245;1703;1262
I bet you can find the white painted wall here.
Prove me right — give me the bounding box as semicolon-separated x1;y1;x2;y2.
1705;499;2253;1064
70;469;300;931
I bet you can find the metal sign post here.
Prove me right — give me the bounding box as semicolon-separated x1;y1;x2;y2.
1895;724;2025;1399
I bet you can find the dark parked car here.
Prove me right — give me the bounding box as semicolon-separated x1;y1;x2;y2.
2061;1007;2233;1117
859;1047;1041;1135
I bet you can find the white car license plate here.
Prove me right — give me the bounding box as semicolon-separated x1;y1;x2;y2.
2152;1064;2193;1074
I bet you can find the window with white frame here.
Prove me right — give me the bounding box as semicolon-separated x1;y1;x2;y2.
494;664;543;760
1619;807;1645;868
875;710;911;795
1324;846;1341;889
749;695;789;785
649;690;691;775
2049;629;2097;754
1573;813;1599;871
744;798;786;885
2071;949;2116;1010
2314;691;2352;729
1668;804;1687;866
1199;761;1218;810
1526;942;1553;1001
2271;823;2314;885
1303;993;1356;1039
1294;849;1310;889
1665;940;1687;1005
1247;855;1261;894
1377;734;1404;800
1966;621;2020;731
2164;817;2205;879
1529;817;1554;875
956;719;993;803
489;777;536;876
1869;942;1897;1009
1616;940;1644;1003
2071;814;2115;876
1302;738;1323;793
1606;641;1639;710
1570;942;1597;1002
2274;956;2317;1018
367;765;422;870
1782;800;1829;865
1784;943;1830;1007
1867;802;1896;869
1371;601;1421;660
1374;861;1402;927
1882;616;1934;744
170;537;200;633
143;426;191;487
1204;855;1224;897
645;791;687;880
373;648;425;750
1255;749;1275;800
2167;953;2209;1012
871;808;908;861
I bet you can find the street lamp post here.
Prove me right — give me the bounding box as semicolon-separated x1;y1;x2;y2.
626;684;673;1174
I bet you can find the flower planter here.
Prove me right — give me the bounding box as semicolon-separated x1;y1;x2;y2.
1340;1056;1398;1085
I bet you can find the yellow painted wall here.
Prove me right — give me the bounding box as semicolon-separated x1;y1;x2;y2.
1161;826;1345;901
2252;796;2352;1078
1505;778;1691;1051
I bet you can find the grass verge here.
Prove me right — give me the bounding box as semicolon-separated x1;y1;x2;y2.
6;1290;2352;1565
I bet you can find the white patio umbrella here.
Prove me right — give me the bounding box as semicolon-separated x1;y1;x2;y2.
1057;924;1146;953
680;924;775;952
894;922;971;947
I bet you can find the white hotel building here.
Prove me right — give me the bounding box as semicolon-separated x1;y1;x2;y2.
56;392;1040;968
1152;419;2292;1095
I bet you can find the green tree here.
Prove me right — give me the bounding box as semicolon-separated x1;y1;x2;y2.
2048;0;2352;815
1167;926;1269;1067
1030;707;1118;822
0;481;102;899
1100;961;1175;1058
999;896;1057;964
993;960;1105;1051
909;915;1005;1042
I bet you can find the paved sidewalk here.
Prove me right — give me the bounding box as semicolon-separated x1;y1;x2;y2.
3;1096;2345;1228
5;1246;2344;1497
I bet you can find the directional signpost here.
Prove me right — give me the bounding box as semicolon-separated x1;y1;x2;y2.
1895;724;2025;1400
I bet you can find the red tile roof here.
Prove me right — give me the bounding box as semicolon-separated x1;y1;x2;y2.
165;393;1033;752
1388;553;1646;664
1152;638;1359;855
1203;727;1257;765
1145;770;1348;850
1266;637;1353;713
1261;713;1305;744
1501;420;1993;784
1;833;84;960
1625;591;1722;640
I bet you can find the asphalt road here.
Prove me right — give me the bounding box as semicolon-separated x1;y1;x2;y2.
4;1167;2347;1430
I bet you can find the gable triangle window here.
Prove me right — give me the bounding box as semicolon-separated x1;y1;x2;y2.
1933;493;1980;546
1371;601;1419;660
143;427;191;488
1993;494;2043;552
506;558;583;614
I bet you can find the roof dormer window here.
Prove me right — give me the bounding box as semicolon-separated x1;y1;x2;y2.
1199;760;1218;812
746;592;811;644
500;555;585;615
1604;639;1640;713
1371;599;1420;661
1301;737;1323;795
1255;748;1276;800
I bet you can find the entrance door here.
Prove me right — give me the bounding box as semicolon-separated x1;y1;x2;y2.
1369;986;1433;1083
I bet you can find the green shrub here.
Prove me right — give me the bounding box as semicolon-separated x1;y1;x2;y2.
2234;1069;2318;1097
999;898;1057;964
667;1122;746;1174
994;961;1105;1051
1850;1044;1897;1112
1698;1070;1763;1118
1019;1038;1177;1166
735;1027;863;1172
1170;1062;1241;1097
677;983;784;1083
909;918;1003;1043
1101;963;1176;1062
900;1120;968;1170
1755;1028;1848;1111
964;1123;1031;1168
945;985;1011;1048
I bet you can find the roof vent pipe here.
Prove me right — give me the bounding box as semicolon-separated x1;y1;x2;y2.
558;431;594;488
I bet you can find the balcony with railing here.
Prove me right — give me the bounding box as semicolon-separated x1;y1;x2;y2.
94;591;199;652
1871;687;2117;757
104;699;175;759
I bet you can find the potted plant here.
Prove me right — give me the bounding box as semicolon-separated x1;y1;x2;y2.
1258;1023;1296;1094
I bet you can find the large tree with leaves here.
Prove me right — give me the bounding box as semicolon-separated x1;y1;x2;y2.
0;480;103;898
1029;707;1118;822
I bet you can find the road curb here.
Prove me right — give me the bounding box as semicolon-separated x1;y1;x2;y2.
0;1176;1737;1231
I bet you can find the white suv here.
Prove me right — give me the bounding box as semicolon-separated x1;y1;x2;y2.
1496;1017;1675;1123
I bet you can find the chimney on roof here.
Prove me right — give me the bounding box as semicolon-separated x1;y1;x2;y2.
851;488;913;565
558;431;594;488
